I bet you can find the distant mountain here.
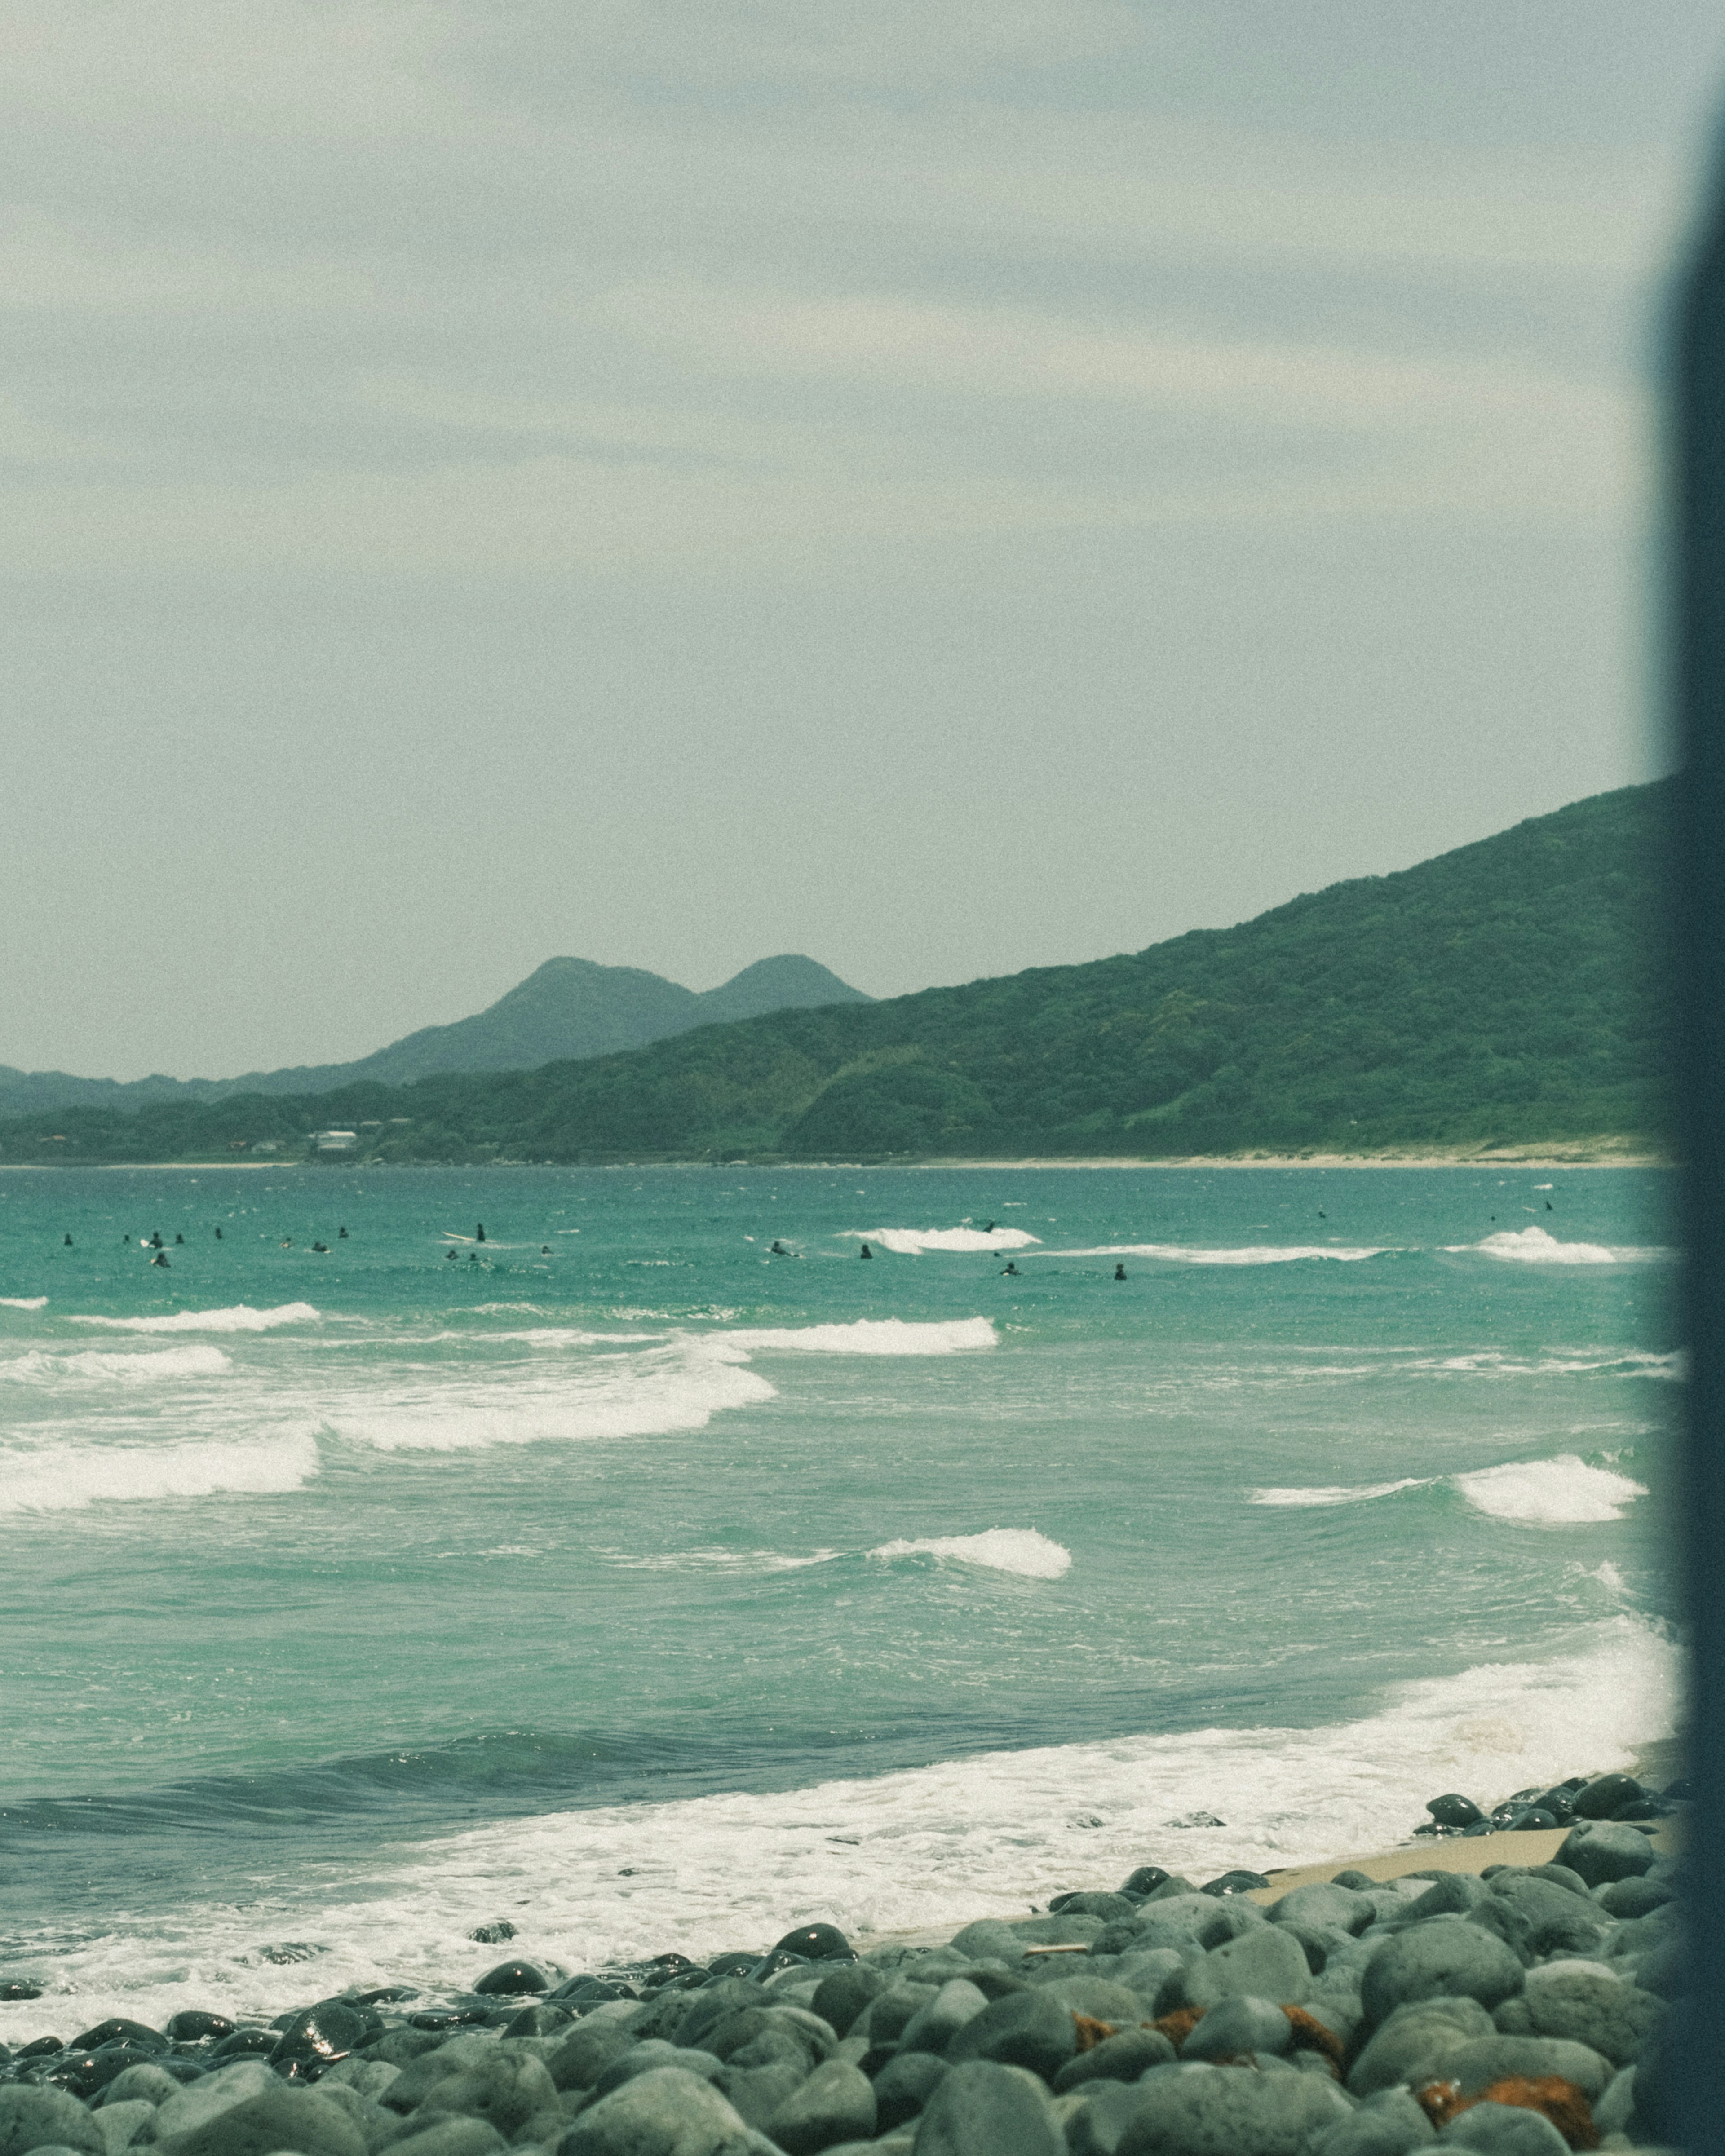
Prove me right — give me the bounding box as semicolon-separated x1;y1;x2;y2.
0;954;870;1119
0;784;1668;1165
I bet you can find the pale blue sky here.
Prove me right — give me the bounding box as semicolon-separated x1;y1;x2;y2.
4;2;1722;1079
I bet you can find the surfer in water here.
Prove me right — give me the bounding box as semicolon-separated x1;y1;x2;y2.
339;1226;349;1238
859;1242;872;1259
150;1251;170;1268
63;1234;71;1246
1001;1260;1020;1276
215;1227;223;1239
476;1224;485;1242
983;1221;995;1233
1114;1263;1127;1281
770;1239;790;1255
447;1248;458;1260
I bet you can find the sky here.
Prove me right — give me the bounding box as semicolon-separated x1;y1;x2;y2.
4;2;1724;1082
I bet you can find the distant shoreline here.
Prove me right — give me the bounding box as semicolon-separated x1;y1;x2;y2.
0;1147;1666;1172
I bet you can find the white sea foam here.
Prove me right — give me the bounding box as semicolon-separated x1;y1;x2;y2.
868;1528;1073;1578
0;1343;234;1385
846;1228;1040;1254
5;1616;1673;2031
1043;1244;1389;1265
1251;1478;1429;1507
1451;1228;1668;1266
0;1295;47;1309
1254;1453;1650;1523
334;1340;777;1452
724;1317;997;1356
68;1303;322;1334
1456;1455;1649;1524
0;1431;320;1515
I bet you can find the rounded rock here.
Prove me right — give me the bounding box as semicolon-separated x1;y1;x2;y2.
945;1991;1077;2082
770;1924;853;1965
1050;2027;1177;2092
872;2051;949;2133
1359;1923;1525;2027
0;2086;107;2156
1181;1997;1294;2062
471;1961;549;1997
1552;1822;1656;1889
1118;2061;1351;2156
1436;2102;1569;2156
762;2057;876;2154
911;2059;1063;2156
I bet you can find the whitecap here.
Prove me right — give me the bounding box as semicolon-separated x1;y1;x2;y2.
1450;1227;1668;1266
845;1228;1040;1254
68;1303;322;1334
868;1528;1072;1578
723;1317;996;1356
0;1431;321;1515
0;1343;233;1385
1251;1478;1430;1507
0;1295;47;1310
1456;1455;1649;1524
1041;1244;1389;1265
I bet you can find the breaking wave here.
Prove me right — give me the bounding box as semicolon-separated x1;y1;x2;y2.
0;1343;234;1385
846;1228;1041;1254
0;1432;322;1515
724;1317;996;1355
1044;1244;1389;1265
1452;1228;1669;1266
68;1303;322;1334
868;1528;1072;1578
1254;1454;1649;1525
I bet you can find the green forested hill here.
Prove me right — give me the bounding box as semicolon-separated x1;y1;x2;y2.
2;783;1668;1165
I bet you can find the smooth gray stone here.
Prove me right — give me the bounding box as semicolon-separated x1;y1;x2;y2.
1347;1999;1497;2098
1160;1926;1311;2015
154;2086;366;2156
1359;1921;1524;2026
871;2053;948;2133
1444;2036;1612;2102
1314;2090;1437;2156
694;2008;833;2070
558;2066;756;2156
760;2059;876;2155
671;1986;772;2055
93;2104;158;2156
154;2067;282;2144
1485;1879;1608;1960
1050;2028;1177;2093
1512;1965;1663;2066
1099;1920;1205;1963
305;2081;394;2156
855;1988;938;2046
417;2052;559;2138
385;2041;504;2115
944;1991;1077;2081
1436;2104;1569;2156
1597;1874;1676;1920
1592;2066;1637;2138
1116;2062;1350;2156
591;2045;721;2099
361;2034;448;2071
706;2061;805;2131
1180;1997;1293;2062
1034;1977;1145;2026
809;1967;889;2040
1397;1877;1492;1923
1269;1885;1376;1937
944;1922;1029;1965
1136;1898;1265;1953
321;2065;401;2106
910;2061;1062;2156
897;1982;989;2056
1111;1950;1190;2003
1137;1879;1201;1905
1301;1983;1365;2053
97;2072;181;2114
1064;2082;1144;2156
1055;1897;1140;1925
379;2121;504;2156
1554;1825;1657;1890
548;2022;641;2095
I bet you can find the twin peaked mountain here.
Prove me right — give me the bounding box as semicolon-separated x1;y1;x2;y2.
0;782;1668;1160
0;955;871;1121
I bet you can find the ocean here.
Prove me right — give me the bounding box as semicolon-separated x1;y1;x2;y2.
0;1162;1680;2037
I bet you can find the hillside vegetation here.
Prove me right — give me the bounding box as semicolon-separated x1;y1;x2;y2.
0;953;868;1117
2;784;1668;1165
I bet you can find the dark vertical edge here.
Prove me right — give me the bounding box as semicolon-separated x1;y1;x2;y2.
1676;133;1725;2152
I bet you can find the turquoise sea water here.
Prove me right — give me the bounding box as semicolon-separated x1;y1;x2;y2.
0;1164;1680;2034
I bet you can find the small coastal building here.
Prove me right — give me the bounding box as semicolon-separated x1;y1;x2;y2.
314;1129;358;1151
